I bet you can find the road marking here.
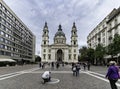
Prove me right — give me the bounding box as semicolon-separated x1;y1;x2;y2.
84;71;120;87
0;73;22;80
0;72;19;78
0;67;40;80
21;70;86;74
87;71;120;82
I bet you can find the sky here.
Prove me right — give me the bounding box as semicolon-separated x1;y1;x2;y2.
3;0;120;55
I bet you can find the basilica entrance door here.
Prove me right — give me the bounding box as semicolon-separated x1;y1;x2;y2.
57;49;63;62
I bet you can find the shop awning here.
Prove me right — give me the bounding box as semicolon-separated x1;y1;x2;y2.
0;59;16;62
104;55;111;59
104;55;118;59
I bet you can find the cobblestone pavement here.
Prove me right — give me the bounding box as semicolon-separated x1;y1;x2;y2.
0;64;120;89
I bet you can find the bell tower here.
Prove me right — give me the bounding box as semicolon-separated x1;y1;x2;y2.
41;22;49;62
71;22;78;62
71;22;78;46
42;22;49;46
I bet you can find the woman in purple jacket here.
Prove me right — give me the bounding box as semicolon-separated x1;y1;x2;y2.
106;61;119;89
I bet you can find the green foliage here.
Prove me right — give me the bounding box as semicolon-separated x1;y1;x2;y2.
79;46;95;63
95;44;106;59
113;34;120;54
35;56;41;62
87;48;95;61
107;34;120;57
79;46;88;61
94;44;106;65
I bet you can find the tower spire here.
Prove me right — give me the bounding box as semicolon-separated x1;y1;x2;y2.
44;22;48;28
72;22;76;28
58;24;62;31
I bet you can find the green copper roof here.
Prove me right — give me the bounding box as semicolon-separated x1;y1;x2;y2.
54;24;65;37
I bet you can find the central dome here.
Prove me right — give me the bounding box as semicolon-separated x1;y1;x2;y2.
54;25;65;37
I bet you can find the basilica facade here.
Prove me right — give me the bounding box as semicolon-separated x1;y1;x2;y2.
41;22;78;63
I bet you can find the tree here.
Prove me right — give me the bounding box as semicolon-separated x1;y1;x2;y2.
35;56;41;62
107;34;120;61
107;43;115;59
87;48;95;64
79;46;88;61
113;34;120;55
94;44;106;65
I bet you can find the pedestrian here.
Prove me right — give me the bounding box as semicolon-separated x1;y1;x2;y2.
62;62;64;67
87;62;91;70
41;63;45;69
42;71;51;84
39;62;41;68
76;63;81;76
51;62;54;69
72;65;76;76
56;62;59;69
72;62;75;69
106;61;119;89
83;63;86;70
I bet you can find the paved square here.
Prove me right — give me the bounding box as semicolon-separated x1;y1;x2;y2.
0;65;119;89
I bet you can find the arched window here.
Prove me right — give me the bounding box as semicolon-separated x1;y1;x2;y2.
74;41;76;45
44;41;46;45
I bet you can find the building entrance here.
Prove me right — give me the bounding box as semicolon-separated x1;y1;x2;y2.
57;49;63;62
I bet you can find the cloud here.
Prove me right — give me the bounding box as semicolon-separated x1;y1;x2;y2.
3;0;120;55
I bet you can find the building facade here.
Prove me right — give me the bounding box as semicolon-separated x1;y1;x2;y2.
0;0;35;62
87;7;120;58
41;22;78;63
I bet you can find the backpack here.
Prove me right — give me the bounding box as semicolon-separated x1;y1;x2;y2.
73;67;76;71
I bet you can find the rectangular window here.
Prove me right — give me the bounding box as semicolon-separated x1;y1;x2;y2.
109;23;112;29
43;54;46;59
102;32;105;37
74;54;76;60
49;49;51;53
74;49;76;52
69;54;71;60
0;44;5;49
2;6;5;11
102;38;105;43
48;54;51;60
2;19;6;24
5;45;7;49
1;31;5;36
2;12;6;18
44;49;46;52
0;50;4;55
102;24;105;28
115;19;118;26
0;37;4;42
5;39;8;44
69;49;71;53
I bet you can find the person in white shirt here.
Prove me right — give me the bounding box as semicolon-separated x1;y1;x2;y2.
42;71;51;84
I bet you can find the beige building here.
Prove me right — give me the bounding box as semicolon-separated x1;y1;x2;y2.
0;0;35;62
41;22;78;63
87;7;120;58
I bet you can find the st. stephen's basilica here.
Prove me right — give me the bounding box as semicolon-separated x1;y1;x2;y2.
41;22;78;63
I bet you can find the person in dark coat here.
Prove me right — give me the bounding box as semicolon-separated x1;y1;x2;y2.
83;63;86;70
51;62;54;69
106;61;119;89
39;62;42;68
87;62;91;70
